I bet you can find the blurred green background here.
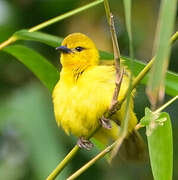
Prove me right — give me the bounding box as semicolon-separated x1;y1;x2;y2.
0;0;177;179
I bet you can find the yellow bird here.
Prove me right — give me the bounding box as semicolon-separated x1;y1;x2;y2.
53;33;145;159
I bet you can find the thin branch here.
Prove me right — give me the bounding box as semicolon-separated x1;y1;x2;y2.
29;0;104;32
46;146;79;180
66;141;117;180
135;123;143;130
111;0;134;159
154;95;178;114
102;0;122;118
109;69;124;114
108;14;122;114
67;132;126;180
170;31;178;44
0;36;17;51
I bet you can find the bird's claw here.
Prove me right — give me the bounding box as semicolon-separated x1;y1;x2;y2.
77;137;94;150
100;116;112;129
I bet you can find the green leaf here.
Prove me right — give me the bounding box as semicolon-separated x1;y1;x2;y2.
3;45;59;93
123;0;134;58
99;50;113;60
14;29;63;47
147;112;173;180
147;0;177;105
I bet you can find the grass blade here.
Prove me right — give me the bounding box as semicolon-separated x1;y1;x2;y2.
146;0;177;108
14;29;63;47
123;0;134;57
3;45;59;93
122;0;134;130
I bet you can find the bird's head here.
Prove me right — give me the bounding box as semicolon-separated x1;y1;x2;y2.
56;33;99;70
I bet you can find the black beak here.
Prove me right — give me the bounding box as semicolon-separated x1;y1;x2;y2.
56;46;72;53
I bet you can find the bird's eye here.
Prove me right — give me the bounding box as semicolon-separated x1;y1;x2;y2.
75;46;83;52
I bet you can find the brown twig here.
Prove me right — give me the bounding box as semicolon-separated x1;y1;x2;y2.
108;13;123;113
100;11;124;129
104;1;122;107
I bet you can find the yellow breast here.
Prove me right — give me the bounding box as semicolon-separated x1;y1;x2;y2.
52;65;136;138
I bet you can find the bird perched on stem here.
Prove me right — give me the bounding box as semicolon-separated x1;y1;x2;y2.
53;33;145;160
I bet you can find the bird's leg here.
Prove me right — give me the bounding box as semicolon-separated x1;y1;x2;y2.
77;137;94;150
100;115;112;129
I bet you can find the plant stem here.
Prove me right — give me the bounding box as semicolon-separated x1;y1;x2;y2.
111;0;134;159
135;123;143;130
170;31;178;44
124;0;134;58
103;0;111;23
67;135;125;180
0;36;17;51
154;95;178;114
29;0;103;32
67;142;115;180
132;58;155;90
102;0;125;158
104;2;123;118
46;145;79;180
46;125;101;180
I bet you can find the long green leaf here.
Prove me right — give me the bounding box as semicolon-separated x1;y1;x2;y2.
14;29;63;47
146;112;173;180
3;45;59;93
147;0;177;106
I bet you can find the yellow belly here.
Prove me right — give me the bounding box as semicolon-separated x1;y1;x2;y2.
52;65;137;144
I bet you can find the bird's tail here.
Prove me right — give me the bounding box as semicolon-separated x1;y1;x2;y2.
119;129;148;162
94;122;147;162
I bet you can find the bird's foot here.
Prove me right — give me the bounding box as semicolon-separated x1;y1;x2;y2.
77;137;94;150
100;116;112;129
